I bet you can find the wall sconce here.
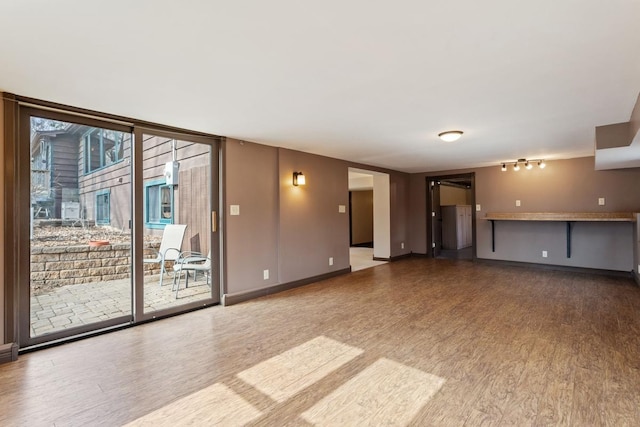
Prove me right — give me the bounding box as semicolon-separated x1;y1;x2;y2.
500;158;546;172
293;171;306;186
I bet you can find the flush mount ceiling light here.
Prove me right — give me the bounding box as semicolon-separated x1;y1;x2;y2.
500;158;547;172
438;130;463;142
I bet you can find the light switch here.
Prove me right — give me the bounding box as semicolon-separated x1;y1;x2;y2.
515;200;521;207
598;197;605;206
230;205;240;216
338;205;346;213
476;204;481;211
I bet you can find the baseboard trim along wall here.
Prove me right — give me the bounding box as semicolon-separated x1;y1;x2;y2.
222;268;352;306
0;343;19;364
373;253;412;262
475;258;634;279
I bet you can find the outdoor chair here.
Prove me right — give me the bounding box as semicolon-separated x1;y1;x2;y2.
143;224;187;287
172;250;211;299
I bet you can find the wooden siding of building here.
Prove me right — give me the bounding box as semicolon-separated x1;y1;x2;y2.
141;135;211;253
47;134;79;218
78;136;132;230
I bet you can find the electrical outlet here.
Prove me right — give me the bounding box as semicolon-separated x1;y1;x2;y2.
515;200;521;207
263;269;269;280
329;257;334;266
598;197;605;206
542;251;548;258
401;242;404;249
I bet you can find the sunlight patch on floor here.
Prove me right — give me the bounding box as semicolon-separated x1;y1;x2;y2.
301;358;446;426
124;383;261;427
236;335;364;402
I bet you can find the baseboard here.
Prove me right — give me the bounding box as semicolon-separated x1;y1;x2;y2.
373;253;412;262
222;267;352;306
409;252;429;258
634;270;640;287
351;242;373;248
475;258;634;279
0;343;19;364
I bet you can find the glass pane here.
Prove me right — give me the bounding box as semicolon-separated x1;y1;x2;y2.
30;117;132;338
142;134;212;313
147;186;159;223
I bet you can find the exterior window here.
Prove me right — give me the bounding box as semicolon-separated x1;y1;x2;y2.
96;190;110;225
145;181;173;227
84;128;125;173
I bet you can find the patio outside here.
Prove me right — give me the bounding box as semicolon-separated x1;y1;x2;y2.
30;223;211;337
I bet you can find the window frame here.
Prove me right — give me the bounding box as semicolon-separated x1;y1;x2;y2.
83;127;125;174
144;179;174;229
95;189;111;225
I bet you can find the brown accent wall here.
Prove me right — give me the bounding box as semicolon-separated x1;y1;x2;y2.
390;172;410;256
350;190;373;245
409;157;640;271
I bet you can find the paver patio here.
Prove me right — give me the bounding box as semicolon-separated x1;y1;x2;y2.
30;273;212;337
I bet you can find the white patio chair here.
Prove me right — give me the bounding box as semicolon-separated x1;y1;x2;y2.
143;224;187;287
172;250;211;299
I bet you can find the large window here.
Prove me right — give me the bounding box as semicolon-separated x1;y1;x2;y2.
145;180;174;227
96;189;110;225
84;128;126;173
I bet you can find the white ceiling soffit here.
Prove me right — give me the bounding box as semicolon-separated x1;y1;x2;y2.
594;139;640;171
594;93;640;170
1;1;639;173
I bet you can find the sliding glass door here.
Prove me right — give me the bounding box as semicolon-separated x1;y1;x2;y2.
137;129;219;319
17;107;219;348
22;110;133;346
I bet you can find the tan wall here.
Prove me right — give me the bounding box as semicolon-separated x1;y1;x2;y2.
440;186;469;206
409;157;640;271
350;190;373;245
0;94;4;343
278;148;350;282
224;139;280;294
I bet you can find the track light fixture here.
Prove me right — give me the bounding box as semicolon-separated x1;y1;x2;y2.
500;158;546;172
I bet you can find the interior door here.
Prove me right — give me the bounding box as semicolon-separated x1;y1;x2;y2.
430;180;442;257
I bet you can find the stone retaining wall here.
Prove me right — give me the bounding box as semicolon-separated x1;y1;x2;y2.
31;242;162;294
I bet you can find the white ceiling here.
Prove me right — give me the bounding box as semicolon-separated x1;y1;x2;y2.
1;0;639;173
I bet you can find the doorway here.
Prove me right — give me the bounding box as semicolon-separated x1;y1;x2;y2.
14;106;220;349
348;168;390;270
427;173;476;260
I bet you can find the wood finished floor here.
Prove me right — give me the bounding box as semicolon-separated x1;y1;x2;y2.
1;258;639;426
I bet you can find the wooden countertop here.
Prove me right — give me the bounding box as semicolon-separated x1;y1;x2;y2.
484;212;637;222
